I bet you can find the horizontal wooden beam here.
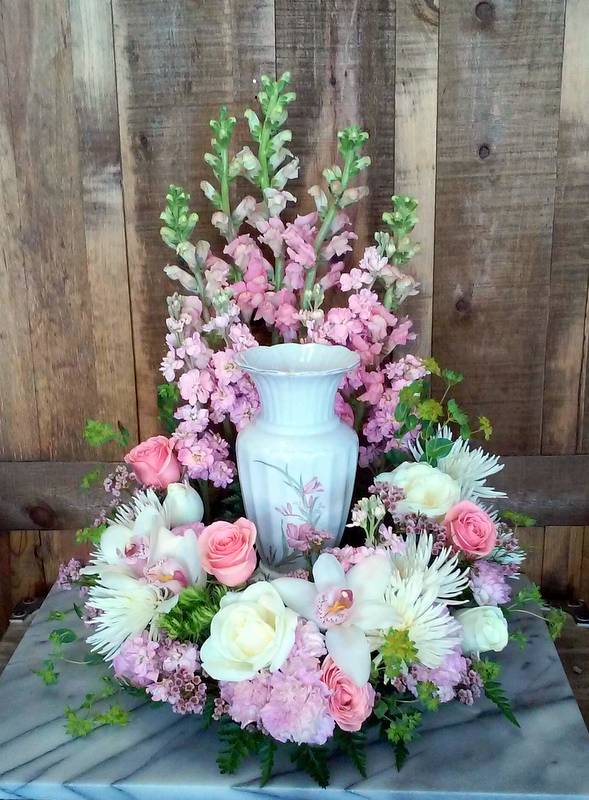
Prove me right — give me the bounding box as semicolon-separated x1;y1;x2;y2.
0;455;588;532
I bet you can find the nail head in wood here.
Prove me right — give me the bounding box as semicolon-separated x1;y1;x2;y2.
479;143;491;160
475;2;495;23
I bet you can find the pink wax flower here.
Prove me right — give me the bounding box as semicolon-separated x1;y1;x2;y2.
198;517;257;586
320;656;375;731
445;501;497;558
124;435;181;489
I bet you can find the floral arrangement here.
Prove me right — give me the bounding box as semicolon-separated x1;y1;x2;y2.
40;73;565;787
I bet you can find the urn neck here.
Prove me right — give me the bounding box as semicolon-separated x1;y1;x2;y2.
250;372;343;433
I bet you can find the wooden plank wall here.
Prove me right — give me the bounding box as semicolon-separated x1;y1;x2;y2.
0;0;588;630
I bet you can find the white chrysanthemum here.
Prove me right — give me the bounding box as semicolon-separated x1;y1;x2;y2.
385;575;461;668
85;572;179;660
409;425;505;502
389;534;469;605
111;488;163;527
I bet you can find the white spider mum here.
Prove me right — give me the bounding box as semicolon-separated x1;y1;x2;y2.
388;533;469;605
85;572;179;660
410;425;505;502
111;488;163;527
384;575;461;668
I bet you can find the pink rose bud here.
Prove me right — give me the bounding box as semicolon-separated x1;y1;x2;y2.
124;435;181;489
320;656;375;731
444;500;497;558
198;518;257;587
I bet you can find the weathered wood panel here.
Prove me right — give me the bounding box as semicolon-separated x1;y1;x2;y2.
433;0;566;454
275;0;396;253
0;0;137;461
394;0;439;355
542;0;589;455
112;0;276;438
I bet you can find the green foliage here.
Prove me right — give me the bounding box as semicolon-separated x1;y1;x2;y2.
423;437;453;467
33;659;59;685
385;711;422;745
474;659;519;727
547;607;567;640
157;382;180;434
160;184;199;249
416;398;443;423
80;467;103;490
76;523;106;545
510;630;529;649
48;610;66;621
83;419;129;449
258;737;277;786
337;126;370;177
217;480;245;521
478;415;493;440
290;743;330;788
512;583;543;607
422;356;441;377
416;681;440;712
65;703;128;738
216;718;261;775
380;628;418;678
334;729;367;778
446;399;471;439
49;628;77;646
501;510;537;528
160;583;229;643
201;695;215;730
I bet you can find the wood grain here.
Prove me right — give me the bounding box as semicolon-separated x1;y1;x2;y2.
275;0;396;254
517;527;545;586
1;0;136;460
432;0;566;454
394;0;439;355
112;0;276;438
542;0;589;455
542;525;585;597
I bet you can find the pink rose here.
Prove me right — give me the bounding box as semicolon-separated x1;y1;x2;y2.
198;518;257;586
444;500;497;558
124;435;181;488
320;656;375;731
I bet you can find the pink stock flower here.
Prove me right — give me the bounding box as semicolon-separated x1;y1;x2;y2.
470;560;512;606
198;518;257;586
320;656;375;731
178;369;214;405
113;633;160;688
444;501;497;558
124;436;181;489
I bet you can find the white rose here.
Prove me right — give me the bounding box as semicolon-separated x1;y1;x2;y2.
163;482;204;527
454;606;509;655
200;582;298;681
376;462;460;520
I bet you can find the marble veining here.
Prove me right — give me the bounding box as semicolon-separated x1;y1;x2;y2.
1;587;588;799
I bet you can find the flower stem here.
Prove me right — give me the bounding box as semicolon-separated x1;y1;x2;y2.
220;147;236;242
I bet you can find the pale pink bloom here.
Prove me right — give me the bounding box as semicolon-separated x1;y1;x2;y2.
319;260;344;290
124;436;181;489
445;501;497;558
174;404;209;434
223;233;257;270
340;267;372;292
228;323;258;351
321;656;375;731
284;260;305;290
178;369;214;405
160;348;184;381
335;392;355;427
256;216;286;257
322;229;357;260
199;517;257;586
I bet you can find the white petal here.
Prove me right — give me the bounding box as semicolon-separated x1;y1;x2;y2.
150;526;204;585
133;506;165;540
272;578;317;620
325;625;371;686
347;554;392;602
94;524;134;564
351;601;396;632
200;636;256;681
312;553;346;591
163;483;204;528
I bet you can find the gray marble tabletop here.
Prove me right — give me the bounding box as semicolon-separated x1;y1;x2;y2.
0;586;588;800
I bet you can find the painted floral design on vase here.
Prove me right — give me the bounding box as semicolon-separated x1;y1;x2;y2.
234;343;360;571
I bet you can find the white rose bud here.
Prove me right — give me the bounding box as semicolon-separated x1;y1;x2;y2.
376;462;460;520
200;582;298;680
163;482;204;528
454;606;509;655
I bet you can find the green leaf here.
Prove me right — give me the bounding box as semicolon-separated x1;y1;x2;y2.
501;510;537;528
334;729;367;778
512;583;543;607
474;660;519;727
64;707;94;737
393;740;409;771
258;737;277;786
80;467;103;489
547;607;567;640
76;523;107;545
83;419;129;449
386;711;422;745
447;399;469;428
478;415;493;440
33;659;59;685
441;368;464;386
380;628;418;678
48;610;66;621
216;719;259;775
424;437;453;466
157;382;181;434
290;744;330;788
394;401;409;422
416;681;440;712
94;704;129;727
510;631;528;650
422;356;441;377
49;628;77;646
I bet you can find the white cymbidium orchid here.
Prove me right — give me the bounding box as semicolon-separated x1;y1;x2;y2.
273;553;395;686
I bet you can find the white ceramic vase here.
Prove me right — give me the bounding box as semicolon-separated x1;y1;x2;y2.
234;343;360;571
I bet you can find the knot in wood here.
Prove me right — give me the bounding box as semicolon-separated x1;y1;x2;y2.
475;2;495;23
26;502;57;529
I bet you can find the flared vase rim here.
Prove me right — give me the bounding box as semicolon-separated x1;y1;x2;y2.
233;342;360;377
